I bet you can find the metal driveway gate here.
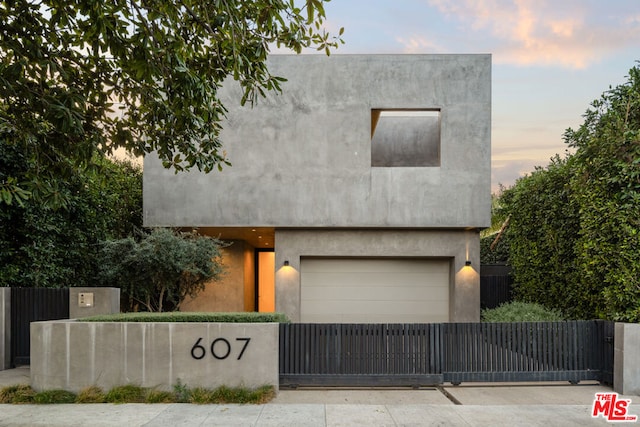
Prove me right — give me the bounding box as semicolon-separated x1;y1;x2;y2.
279;321;614;387
279;323;443;386
10;288;69;366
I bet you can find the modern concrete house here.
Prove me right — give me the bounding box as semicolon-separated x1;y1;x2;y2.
143;54;491;323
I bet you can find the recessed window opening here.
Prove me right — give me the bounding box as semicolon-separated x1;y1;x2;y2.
371;109;441;167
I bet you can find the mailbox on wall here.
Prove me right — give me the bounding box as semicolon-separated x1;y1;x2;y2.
78;292;94;308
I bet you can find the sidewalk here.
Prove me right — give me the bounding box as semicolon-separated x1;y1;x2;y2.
1;368;638;426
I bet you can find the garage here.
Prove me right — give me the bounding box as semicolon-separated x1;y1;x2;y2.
300;258;450;323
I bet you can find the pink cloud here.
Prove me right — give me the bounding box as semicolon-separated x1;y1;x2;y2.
395;36;446;53
425;0;639;69
626;14;640;25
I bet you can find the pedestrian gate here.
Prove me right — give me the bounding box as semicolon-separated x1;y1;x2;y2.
10;288;69;366
279;321;614;387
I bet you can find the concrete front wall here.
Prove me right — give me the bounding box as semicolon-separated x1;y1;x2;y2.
143;54;491;229
30;321;278;392
0;288;9;370
274;229;480;323
69;287;120;319
614;323;640;396
180;241;255;312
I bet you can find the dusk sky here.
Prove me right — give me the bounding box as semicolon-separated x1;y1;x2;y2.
298;0;640;192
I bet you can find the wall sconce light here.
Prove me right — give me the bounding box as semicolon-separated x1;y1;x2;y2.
465;260;472;267
284;260;290;267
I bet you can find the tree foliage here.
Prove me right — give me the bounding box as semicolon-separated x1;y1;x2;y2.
0;140;142;287
566;65;640;321
499;63;640;321
480;192;511;264
98;228;225;312
0;0;343;205
480;232;510;264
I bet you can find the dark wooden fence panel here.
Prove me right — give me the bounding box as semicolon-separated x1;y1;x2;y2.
480;275;513;309
11;288;69;366
480;264;513;309
280;321;614;387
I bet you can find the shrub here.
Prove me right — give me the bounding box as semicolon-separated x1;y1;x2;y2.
188;387;217;404
105;385;146;403
243;385;275;404
33;389;77;404
76;386;106;403
482;301;565;322
145;389;174;403
188;385;275;404
0;384;36;404
172;379;190;403
98;228;225;312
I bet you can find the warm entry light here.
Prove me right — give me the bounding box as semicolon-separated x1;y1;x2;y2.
465;260;472;266
284;260;290;266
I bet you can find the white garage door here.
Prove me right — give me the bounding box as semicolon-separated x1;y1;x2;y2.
300;258;450;323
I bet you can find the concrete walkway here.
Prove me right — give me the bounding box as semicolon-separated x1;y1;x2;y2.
1;368;638;426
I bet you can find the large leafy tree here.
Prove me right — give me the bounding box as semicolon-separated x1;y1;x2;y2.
0;141;142;287
565;65;640;321
499;63;640;321
0;0;343;205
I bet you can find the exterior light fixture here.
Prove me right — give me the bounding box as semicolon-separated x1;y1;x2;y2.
465;260;472;266
284;260;290;267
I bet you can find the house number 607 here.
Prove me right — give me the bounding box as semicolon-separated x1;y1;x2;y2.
190;337;251;360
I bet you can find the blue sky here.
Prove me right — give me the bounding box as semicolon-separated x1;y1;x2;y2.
300;0;640;192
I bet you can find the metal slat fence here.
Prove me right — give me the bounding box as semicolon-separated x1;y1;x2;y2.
279;320;613;387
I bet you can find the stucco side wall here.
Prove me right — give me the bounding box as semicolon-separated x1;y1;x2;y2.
143;55;491;229
274;229;480;323
181;241;254;312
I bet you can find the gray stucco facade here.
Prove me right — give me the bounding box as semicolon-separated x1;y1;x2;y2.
144;54;491;322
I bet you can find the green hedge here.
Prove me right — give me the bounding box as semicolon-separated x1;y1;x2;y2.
81;312;290;323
